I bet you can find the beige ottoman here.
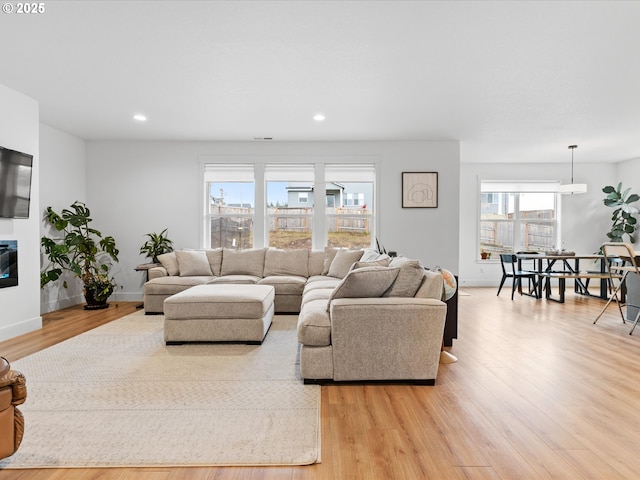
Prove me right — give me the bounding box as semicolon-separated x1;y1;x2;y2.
164;284;275;345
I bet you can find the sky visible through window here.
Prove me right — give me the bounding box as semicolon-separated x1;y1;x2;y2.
210;182;291;207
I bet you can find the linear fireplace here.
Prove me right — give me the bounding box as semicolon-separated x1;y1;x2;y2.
0;240;18;288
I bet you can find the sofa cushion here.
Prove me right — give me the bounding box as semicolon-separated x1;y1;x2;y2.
208;275;260;285
205;248;223;276
176;250;213;277
157;252;179;276
321;247;339;275
221;248;266;277
144;276;212;295
327;266;399;309
297;299;332;346
303;278;342;295
264;249;309;277
301;287;334;306
308;251;325;277
258;275;307;295
414;269;445;300
383;258;425;297
327;249;364;279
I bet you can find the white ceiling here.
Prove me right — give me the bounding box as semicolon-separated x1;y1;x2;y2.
1;0;639;164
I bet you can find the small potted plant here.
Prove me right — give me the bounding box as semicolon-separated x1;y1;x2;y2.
480;248;491;260
41;201;120;310
139;228;174;263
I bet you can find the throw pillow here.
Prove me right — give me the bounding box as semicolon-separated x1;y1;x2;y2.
327;266;400;311
157;252;179;276
349;257;391;271
327;249;364;279
383;258;425;297
360;248;387;262
321;247;339;275
175;250;213;276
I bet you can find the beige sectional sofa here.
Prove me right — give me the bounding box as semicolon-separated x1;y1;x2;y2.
143;247;450;384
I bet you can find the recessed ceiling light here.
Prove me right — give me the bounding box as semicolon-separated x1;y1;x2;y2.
313;114;326;122
133;114;147;122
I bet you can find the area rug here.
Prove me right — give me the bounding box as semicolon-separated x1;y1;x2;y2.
0;311;320;468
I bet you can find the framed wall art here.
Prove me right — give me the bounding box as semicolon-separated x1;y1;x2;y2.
402;172;438;208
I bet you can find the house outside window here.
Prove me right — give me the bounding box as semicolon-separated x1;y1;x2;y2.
480;181;559;258
266;164;314;250
326;164;375;249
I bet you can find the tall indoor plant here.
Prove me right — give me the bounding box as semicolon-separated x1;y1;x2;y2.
41;201;120;310
602;183;640;244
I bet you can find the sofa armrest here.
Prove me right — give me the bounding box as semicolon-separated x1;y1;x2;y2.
0;358;26;406
329;297;447;382
148;266;169;280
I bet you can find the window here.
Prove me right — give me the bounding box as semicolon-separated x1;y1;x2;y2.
265;164;314;250
203;161;376;250
326;164;375;249
345;192;364;207
480;181;559;258
205;164;255;250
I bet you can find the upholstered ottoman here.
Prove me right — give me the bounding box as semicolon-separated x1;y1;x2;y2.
163;284;275;345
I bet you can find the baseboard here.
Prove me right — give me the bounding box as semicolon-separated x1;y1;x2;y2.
0;315;42;342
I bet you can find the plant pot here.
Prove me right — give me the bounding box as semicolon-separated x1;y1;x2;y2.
83;284;113;310
481;252;489;260
83;292;109;310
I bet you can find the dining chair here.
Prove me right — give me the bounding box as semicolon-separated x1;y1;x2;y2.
497;254;539;300
593;242;640;335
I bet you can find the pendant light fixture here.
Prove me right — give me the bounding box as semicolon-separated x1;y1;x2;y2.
558;144;587;194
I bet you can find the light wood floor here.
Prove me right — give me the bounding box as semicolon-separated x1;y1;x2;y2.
2;288;640;479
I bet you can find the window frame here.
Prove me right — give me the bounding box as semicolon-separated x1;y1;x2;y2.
200;158;379;251
479;180;560;259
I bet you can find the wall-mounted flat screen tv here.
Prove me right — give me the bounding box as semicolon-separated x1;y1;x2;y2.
0;146;33;219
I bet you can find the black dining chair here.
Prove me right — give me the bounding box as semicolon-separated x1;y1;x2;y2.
497;254;539;300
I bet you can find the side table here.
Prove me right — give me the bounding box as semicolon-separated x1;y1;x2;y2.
135;263;161;309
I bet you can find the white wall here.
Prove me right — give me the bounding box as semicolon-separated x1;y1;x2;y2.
0;84;41;341
39;124;87;313
616;157;640;194
459;161;618;287
85;140;460;301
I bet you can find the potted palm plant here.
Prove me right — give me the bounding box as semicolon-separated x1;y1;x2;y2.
139;228;174;263
41;201;120;310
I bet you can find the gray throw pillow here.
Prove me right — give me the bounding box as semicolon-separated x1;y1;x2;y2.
327;266;400;310
157;252;179;276
349;257;391;271
327;249;364;279
321;247;339;275
383;259;425;297
176;250;213;277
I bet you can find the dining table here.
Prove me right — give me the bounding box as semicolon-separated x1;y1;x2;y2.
515;252;616;303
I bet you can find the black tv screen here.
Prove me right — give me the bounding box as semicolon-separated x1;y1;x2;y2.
0;146;33;219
